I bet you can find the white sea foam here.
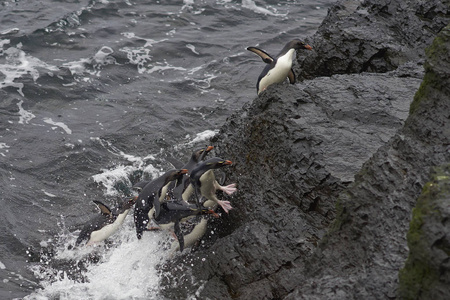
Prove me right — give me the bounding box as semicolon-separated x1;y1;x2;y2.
0;261;5;269
0;43;58;96
190;130;218;144
41;190;57;198
93;46;116;66
43;117;72;134
242;0;288;16
120;32;167;48
186;44;199;55
119;32;166;74
90;139;163;195
177;129;219;151
62;57;92;76
62;46;117;78
17;100;36;124
0;28;19;36
146;62;187;74
119;47;152;74
91;137;154;168
92;165;136;196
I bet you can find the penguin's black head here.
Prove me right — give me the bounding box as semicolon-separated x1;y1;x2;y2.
164;168;188;184
192;145;214;162
204;157;232;169
122;196;138;210
289;39;312;51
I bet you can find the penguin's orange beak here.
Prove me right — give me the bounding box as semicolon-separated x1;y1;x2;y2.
206;146;214;151
304;44;312;50
224;160;232;165
180;169;188;174
128;196;138;204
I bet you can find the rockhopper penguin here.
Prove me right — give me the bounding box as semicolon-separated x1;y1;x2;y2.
151;200;219;252
172;145;214;201
247;39;312;94
186;157;236;213
76;196;137;246
133;169;187;239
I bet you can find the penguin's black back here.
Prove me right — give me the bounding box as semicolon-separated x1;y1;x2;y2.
75;215;111;246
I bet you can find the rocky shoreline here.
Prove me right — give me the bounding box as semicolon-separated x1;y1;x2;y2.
162;0;450;299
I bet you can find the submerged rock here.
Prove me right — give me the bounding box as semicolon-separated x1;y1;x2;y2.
398;164;450;300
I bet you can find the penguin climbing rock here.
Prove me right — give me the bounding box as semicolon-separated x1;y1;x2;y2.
132;146;214;196
172;145;214;200
151;200;218;252
133;169;188;239
75;196;137;246
170;218;209;252
247;39;312;94
187;157;236;213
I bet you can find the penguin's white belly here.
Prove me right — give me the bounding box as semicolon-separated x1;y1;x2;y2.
258;49;294;93
88;209;130;244
199;170;217;200
171;218;208;251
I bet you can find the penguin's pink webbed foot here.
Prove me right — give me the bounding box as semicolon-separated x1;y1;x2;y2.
217;200;233;214
219;183;237;195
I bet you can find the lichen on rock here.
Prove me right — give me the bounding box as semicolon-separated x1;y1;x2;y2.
398;164;450;299
409;25;450;114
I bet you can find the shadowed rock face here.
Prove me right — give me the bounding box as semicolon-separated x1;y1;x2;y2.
160;1;450;299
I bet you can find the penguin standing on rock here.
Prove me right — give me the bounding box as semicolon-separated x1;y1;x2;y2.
75;196;137;246
247;39;312;95
133;169;188;239
187;157;236;213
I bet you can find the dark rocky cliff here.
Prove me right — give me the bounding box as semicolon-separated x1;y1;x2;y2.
162;1;450;299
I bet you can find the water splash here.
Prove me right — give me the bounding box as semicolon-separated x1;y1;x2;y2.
25;218;172;300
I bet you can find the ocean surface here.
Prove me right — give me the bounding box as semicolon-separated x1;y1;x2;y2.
0;0;334;299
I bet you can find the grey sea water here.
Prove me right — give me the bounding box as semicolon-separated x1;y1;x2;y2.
0;0;334;298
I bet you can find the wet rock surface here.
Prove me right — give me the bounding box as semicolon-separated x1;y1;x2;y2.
161;1;450;299
296;0;450;78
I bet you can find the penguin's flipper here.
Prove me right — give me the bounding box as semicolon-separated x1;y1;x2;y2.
132;181;150;192
174;220;184;252
93;200;112;216
288;68;296;84
164;201;189;211
246;47;274;64
193;187;202;209
166;156;184;169
153;198;161;219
